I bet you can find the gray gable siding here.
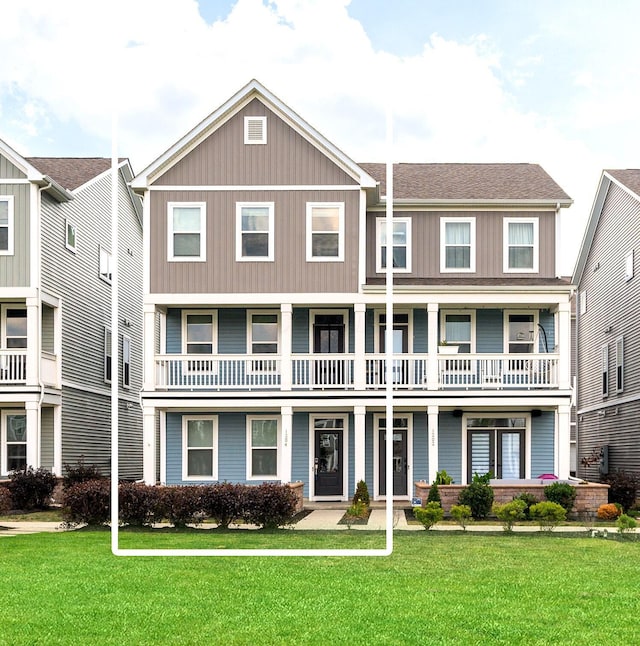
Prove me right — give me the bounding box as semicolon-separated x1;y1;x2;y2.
0;154;27;179
0;183;30;287
530;411;555;477
438;413;462;484
412;412;429;483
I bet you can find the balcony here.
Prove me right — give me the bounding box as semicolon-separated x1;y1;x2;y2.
153;353;560;391
0;350;27;384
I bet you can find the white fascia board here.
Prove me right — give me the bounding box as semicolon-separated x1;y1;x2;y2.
374;198;573;210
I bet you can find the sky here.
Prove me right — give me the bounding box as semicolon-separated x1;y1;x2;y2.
1;0;639;275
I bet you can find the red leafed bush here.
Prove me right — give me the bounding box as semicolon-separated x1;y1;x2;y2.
597;503;622;521
0;486;12;515
243;482;298;529
118;482;158;527
200;482;247;528
154;486;205;528
62;479;110;526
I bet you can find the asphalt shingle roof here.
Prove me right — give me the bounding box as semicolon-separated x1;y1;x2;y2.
606;169;640;198
26;157;122;191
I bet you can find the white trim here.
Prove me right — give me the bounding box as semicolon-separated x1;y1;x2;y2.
244;116;267;145
147;184;362;192
308;413;349;501
235;202;274;262
182;414;218;481
376;217;411;273
181;310;217;355
104;326;112;383
503;217;539;273
246;415;281;481
0;179;30;184
0;195;14;256
602;343;609;398
167;202;206;262
372;413;413;501
306;202;344;262
504;310;539;354
1;409;27;476
440;309;476;351
624;250;634;282
159;409;166;484
65;219;77;253
615;336;624;393
440;217;476;273
247;310;280;373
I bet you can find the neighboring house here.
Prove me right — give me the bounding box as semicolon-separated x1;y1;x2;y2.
132;80;574;501
0;140;143;479
573;170;640;480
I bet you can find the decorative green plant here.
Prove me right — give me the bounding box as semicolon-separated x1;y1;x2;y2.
458;481;494;519
449;504;472;530
427;483;441;504
616;514;638;535
512;492;538;519
352;480;370;508
529;501;566;531
472;471;493;485
543;482;576;514
413;501;444;530
345;500;369;519
492;499;527;532
434;470;453;485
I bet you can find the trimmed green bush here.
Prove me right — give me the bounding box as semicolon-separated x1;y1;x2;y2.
426;482;441;504
616;514;638;534
62;479;110;526
8;467;57;510
449;504;472;530
543;482;576;514
492;499;527;532
530;501;566;531
458;481;494;519
352;480;370;507
414;501;444;530
512;492;538;519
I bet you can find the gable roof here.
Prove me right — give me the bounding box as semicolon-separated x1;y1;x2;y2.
572;169;640;284
26;157;126;192
131;79;377;190
359;162;572;205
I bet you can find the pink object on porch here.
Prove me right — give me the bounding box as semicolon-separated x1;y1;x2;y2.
537;473;558;480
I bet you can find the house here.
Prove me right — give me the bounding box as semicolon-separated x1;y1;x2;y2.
0;140;143;480
132;80;574;501
573;169;640;480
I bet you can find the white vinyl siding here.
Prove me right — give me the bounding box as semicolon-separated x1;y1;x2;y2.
615;337;624;393
122;335;131;388
104;327;112;383
168;202;206;261
602;344;609;398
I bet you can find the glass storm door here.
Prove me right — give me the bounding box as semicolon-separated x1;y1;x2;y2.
467;421;525;481
313;315;345;385
379;418;408;496
314;419;343;497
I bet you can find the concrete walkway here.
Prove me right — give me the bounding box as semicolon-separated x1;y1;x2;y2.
0;521;66;537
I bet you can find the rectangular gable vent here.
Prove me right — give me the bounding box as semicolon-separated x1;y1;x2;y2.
244;116;267;144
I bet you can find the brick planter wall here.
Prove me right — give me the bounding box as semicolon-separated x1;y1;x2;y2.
414;481;609;517
289;481;304;513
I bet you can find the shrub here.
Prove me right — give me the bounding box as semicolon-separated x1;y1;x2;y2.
544;482;576;514
345;500;369;519
603;470;640;512
472;471;493;485
458;481;494;519
200;482;246;528
118;482;158;527
597;503;621;521
62;458;104;490
413;501;444;530
8;467;57;510
449;504;472;530
530;501;566;531
62;479;110;526
243;483;298;529
426;483;441;504
492;499;527;532
155;486;204;528
616;514;638;534
434;470;453;485
351;480;370;507
512;492;538;519
0;486;12;514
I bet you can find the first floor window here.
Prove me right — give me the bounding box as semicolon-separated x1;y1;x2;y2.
247;417;279;479
104;327;112;383
307;203;344;261
122;336;131;388
0;196;14;255
99;246;112;283
441;218;475;271
377;217;411;272
183;416;217;479
168;202;206;261
2;412;27;474
236;203;274;260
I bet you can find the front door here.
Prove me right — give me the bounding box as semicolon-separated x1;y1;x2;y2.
313;314;345;386
379;418;408;496
314;418;344;497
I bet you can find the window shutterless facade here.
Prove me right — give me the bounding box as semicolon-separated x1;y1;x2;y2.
306;203;344;261
0;196;14;255
376;217;411;272
248;311;279;373
247;416;280;480
505;312;537;353
236;203;274;261
441;218;475;272
2;307;27;349
1;410;27;475
504;218;538;272
182;416;218;480
168;202;206;261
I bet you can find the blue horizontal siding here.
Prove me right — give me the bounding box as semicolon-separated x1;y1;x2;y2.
438;413;462;484
531;411;555;477
291;413;309;497
412;412;428;483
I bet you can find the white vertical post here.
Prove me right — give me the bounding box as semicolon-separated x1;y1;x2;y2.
427;405;439;483
142;407;156;485
556;404;571;479
25;400;39;469
427;303;439;389
281;304;292;391
281;406;293;483
557;302;571;390
52;404;62;476
354;303;366;390
143;305;157;391
354;406;366;485
25;297;39;385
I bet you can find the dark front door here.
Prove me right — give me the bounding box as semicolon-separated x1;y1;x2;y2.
313;314;345;386
314;419;344;497
379;422;408;496
467;428;525;481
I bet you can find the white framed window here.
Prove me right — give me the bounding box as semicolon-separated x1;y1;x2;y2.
244;116;267;144
441;218;475;272
181;310;217;355
168;202;206;261
236;202;274;261
246;416;280;480
1;410;27;475
376;217;411;272
625;250;634;282
182;415;218;480
504;218;538;272
579;290;587;316
306;203;344;261
104;327;112;383
99;246;112;283
1;307;27;350
504;311;538;354
122;335;131;389
602;344;609;398
615;336;624;393
65;220;77;253
441;311;475;352
248;311;279;373
0;196;14;255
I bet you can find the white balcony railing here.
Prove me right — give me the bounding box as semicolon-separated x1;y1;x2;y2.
152;353;560;391
0;350;27;384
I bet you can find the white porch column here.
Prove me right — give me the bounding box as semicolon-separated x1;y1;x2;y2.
143;305;157;392
354;304;366;390
354;406;366;486
25;400;40;469
281;406;293;483
26;297;39;385
143;406;156;484
557;302;571;390
52;404;62;476
556;404;571;479
280;304;292;391
427;405;439;484
426;303;439;390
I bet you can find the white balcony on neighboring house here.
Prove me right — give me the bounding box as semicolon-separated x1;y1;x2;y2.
0;350;27;384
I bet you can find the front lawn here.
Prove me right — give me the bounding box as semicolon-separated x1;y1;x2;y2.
1;530;638;644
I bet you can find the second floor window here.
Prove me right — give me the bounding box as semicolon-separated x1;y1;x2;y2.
442;312;473;352
505;218;538;272
183;311;215;355
99;246;112;283
441;218;475;272
168;203;206;261
0;196;14;255
237;203;274;260
377;218;411;272
122;336;131;388
2;308;27;349
307;203;344;261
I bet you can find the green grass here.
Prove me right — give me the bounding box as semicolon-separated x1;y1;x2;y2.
1;530;638;645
